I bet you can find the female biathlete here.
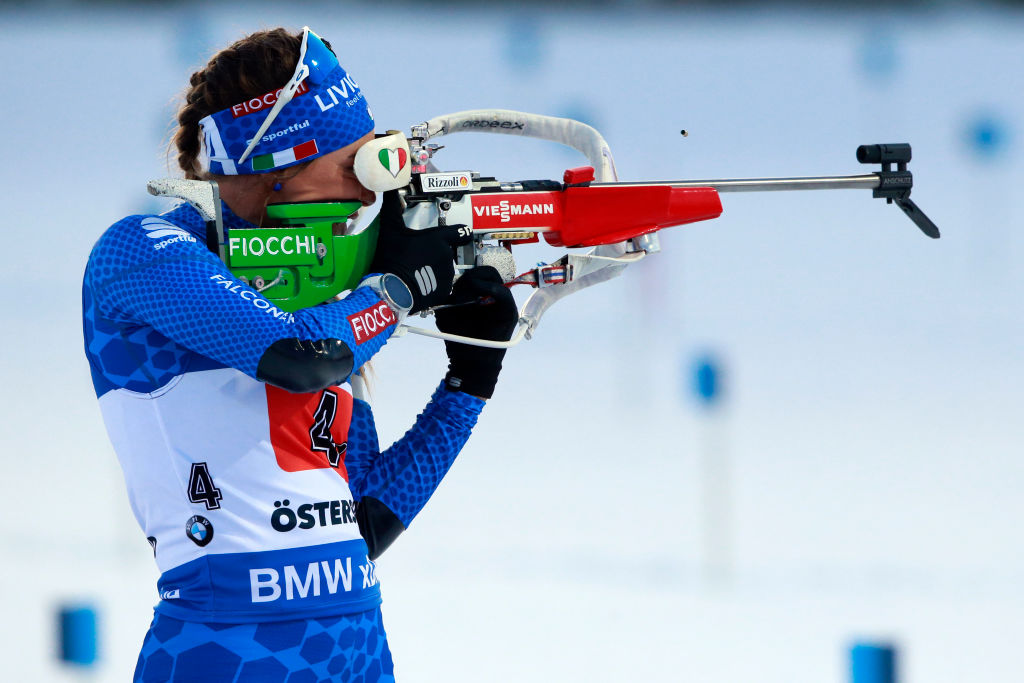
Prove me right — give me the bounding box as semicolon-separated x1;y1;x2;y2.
82;26;517;682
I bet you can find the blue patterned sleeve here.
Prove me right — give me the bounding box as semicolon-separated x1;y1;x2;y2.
86;215;395;379
346;382;485;527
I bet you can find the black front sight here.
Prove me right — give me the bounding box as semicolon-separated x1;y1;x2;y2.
856;143;912;165
857;143;940;239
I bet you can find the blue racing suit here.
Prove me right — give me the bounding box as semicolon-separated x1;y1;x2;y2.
82;200;484;681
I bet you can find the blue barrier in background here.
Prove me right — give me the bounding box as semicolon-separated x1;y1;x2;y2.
850;642;897;683
692;354;723;408
858;28;900;82
58;604;98;667
966;113;1011;160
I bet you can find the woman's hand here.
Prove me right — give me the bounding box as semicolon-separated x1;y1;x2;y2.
369;191;472;313
434;266;519;399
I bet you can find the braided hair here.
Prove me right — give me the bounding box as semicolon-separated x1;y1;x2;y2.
174;28;310;179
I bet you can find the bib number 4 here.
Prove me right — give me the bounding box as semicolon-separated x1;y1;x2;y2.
188;462;223;510
265;384;353;479
310;390;348;468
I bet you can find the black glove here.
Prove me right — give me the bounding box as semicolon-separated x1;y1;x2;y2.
369;190;472;313
434;266;519;399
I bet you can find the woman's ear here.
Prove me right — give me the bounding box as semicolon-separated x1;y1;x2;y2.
262;172;283;193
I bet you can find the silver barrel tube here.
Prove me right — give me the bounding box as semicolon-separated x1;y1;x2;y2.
593;173;881;193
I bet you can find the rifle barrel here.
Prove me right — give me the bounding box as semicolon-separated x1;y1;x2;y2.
593;173;881;193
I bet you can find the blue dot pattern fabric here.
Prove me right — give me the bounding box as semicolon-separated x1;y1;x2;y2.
83;201;392;397
87;197;488;682
134;607;394;682
347;382;484;526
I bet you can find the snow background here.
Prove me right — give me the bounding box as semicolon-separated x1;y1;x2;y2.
0;2;1021;681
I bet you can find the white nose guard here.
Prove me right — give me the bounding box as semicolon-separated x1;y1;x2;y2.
354;131;412;192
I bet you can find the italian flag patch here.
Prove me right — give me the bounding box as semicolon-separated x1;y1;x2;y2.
378;147;407;178
251;140;319;171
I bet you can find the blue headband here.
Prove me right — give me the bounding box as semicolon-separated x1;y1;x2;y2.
198;28;374;176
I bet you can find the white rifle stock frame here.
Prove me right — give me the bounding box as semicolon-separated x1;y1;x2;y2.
397;109;649;349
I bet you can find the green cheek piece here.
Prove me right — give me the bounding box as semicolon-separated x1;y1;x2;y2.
227;201;379;312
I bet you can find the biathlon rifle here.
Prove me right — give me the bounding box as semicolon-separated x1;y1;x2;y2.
350;109;939;348
149;109;939;350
